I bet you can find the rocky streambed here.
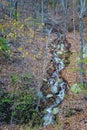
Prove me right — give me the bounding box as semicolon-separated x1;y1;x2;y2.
39;26;71;126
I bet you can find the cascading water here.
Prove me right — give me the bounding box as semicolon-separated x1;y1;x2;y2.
39;27;71;126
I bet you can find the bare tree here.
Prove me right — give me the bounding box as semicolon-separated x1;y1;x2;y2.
78;0;86;84
10;0;18;20
41;0;44;24
72;0;79;82
61;0;69;31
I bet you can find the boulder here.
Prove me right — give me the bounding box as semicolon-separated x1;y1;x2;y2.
52;107;59;115
46;94;53;98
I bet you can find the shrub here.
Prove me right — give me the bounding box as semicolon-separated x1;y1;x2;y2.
0;88;13;123
0;87;43;127
0;37;9;58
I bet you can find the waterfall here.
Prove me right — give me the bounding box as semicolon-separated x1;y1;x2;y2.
40;28;71;126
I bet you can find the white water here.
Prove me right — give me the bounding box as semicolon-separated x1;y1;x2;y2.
40;33;69;126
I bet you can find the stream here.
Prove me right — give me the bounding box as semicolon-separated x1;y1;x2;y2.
39;26;71;126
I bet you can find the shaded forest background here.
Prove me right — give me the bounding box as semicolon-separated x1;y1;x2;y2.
0;0;87;130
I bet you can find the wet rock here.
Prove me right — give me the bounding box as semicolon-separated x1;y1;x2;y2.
58;61;64;71
57;78;63;83
51;71;59;78
51;86;58;94
57;51;63;55
46;94;53;98
52;107;59;115
56;44;64;51
43;107;55;126
48;78;55;85
43;113;55;126
55;98;61;104
37;91;44;99
60;82;67;89
51;82;59;94
56;44;61;50
61;44;65;51
56;89;65;102
54;56;60;63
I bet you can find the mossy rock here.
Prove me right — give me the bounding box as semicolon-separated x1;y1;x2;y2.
70;83;82;94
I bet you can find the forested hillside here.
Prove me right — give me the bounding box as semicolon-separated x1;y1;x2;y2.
0;0;87;130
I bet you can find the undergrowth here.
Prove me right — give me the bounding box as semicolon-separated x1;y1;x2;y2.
0;37;9;58
0;87;43;127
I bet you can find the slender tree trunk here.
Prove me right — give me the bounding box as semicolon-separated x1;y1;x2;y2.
10;0;18;20
73;0;79;82
10;0;12;18
41;0;44;24
78;0;86;84
79;16;84;84
33;0;37;39
43;29;52;77
14;1;18;21
61;0;68;31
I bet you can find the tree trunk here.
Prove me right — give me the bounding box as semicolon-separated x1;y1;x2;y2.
42;0;44;24
79;16;84;84
73;0;79;82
